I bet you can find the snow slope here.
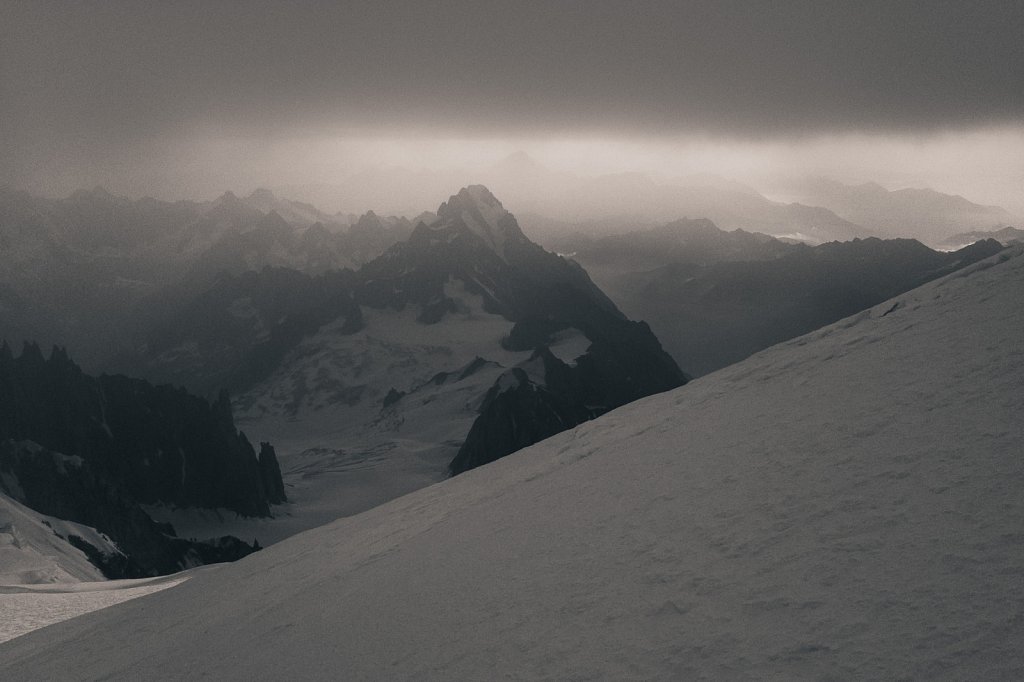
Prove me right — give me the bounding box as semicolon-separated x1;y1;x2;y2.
0;493;107;585
0;493;188;644
1;247;1021;678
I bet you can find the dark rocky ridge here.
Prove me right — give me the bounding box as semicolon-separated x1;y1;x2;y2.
0;439;257;578
0;342;285;576
0;342;284;514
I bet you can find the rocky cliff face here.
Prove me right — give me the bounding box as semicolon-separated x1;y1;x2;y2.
0;342;284;516
0;342;285;576
0;440;257;578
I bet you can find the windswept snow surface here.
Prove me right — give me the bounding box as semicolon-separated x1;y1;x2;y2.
2;247;1022;679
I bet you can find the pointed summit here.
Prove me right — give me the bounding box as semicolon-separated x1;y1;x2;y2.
436;185;526;260
491;151;545;175
213;190;243;208
248;187;276;202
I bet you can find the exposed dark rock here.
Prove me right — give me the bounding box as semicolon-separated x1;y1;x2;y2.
458;357;494;381
0;344;283;576
382;388;405;408
258;442;286;505
0;439;260;578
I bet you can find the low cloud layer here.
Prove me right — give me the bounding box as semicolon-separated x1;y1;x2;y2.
2;1;1022;206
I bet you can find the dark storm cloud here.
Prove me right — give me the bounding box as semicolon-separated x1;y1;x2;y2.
3;0;1023;138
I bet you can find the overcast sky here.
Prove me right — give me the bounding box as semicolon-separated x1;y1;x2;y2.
2;1;1022;209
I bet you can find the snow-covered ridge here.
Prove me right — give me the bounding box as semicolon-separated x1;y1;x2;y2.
2;249;1020;677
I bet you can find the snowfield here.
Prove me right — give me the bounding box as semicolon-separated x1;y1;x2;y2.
1;246;1022;679
0;576;187;644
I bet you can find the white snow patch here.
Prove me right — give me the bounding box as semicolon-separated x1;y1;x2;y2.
547;327;591;365
772;231;820;245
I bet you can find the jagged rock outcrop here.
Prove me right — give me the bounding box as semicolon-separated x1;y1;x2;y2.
0;342;285;576
0;342;284;516
258;442;286;505
0;439;257;578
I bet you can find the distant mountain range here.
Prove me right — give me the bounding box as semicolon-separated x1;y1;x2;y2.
0;186;416;368
281;158;872;245
787;177;1019;246
940;225;1024;251
278;155;1020;248
565;218;1005;376
548;217;792;272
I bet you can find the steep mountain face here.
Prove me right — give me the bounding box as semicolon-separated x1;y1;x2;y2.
790;177;1019;245
117;186;684;534
602;236;1005;376
358;186;684;474
3;247;1019;679
0;342;284;577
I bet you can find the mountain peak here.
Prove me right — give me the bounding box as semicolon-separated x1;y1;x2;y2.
248;187;276;201
436;185;524;259
491;151;545;174
442;185;503;212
